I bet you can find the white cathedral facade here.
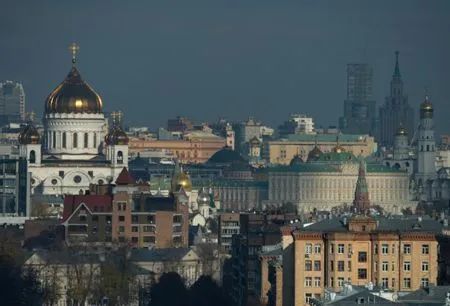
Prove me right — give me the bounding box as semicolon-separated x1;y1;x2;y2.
19;49;129;196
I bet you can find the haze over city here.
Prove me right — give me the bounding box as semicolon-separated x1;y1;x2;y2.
1;0;449;133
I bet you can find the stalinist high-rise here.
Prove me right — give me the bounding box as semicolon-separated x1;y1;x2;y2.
379;51;414;146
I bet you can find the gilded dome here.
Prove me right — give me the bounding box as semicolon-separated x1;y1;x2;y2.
18;123;40;145
105;126;129;145
332;145;346;154
171;162;192;192
395;125;407;136
45;65;103;114
420;95;433;119
307;146;323;162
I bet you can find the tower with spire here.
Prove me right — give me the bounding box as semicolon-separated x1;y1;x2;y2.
379;51;415;146
353;158;371;213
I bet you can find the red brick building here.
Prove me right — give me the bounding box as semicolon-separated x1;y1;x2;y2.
62;167;189;248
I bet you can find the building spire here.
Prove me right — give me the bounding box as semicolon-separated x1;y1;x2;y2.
353;157;371;214
393;50;401;77
68;43;80;66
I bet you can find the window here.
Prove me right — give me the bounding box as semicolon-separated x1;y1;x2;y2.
330;260;334;271
403;244;411;254
403;261;411;272
330;243;334;254
143;236;155;243
132;215;138;223
392;262;395;271
330;278;334;287
305;293;312;304
358;251;367;263
337;261;345;272
382;261;389;272
314;244;321;254
118;226;125;233
304;277;312;287
305;243;312;254
29;150;36;164
314;260;321;271
73;133;78;148
403;278;411;289
62;132;67;148
375;244;378;254
338;244;345;254
143;226;155;233
348;261;352;272
382;244;389;255
131;237;138;243
53;132;56;148
84;133;88;148
422;244;429;255
348;244;352;254
392;278;396;288
338;277;344;288
314;277;321;287
305;260;312;271
421;278;429;288
173;215;182;223
118;202;126;211
117;151;124;164
381;278;389;288
422;261;429;272
392;244;395;254
132;226;138;232
79;215;86;222
358;268;367;280
118;216;125;222
93;133;97;148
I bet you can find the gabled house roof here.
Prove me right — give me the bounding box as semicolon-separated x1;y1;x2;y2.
63;194;112;221
115;167;135;185
130;248;199;262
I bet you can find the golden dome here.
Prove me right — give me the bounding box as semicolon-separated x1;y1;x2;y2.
45;65;103;114
395;125;407;136
18;123;40;145
421;95;433;111
332;145;346;154
171;172;192;192
105;126;129;145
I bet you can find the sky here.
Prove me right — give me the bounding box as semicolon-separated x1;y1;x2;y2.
1;1;449;133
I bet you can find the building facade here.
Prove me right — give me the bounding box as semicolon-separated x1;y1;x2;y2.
282;216;443;306
0;156;30;216
267;134;376;165
339;63;377;136
379;51;415;147
0;81;25;125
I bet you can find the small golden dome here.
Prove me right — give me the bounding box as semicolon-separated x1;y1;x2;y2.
421;95;433;111
45;66;103;114
18;123;40;145
332;145;346;154
171;172;192;192
395;125;407;136
105;126;129;145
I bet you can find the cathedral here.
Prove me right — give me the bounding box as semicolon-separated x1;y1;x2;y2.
18;45;129;196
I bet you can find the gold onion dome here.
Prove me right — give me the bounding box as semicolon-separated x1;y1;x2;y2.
105;126;129;145
332;145;346;154
421;95;433;111
18;123;40;144
395;125;408;136
171;163;192;192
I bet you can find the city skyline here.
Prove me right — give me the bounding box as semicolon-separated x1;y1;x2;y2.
0;1;449;135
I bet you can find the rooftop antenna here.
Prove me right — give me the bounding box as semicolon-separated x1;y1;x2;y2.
68;42;79;66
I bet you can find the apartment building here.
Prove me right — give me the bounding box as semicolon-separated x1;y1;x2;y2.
62;167;189;248
282;215;445;306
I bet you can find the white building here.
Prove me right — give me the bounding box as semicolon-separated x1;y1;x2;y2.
290;113;315;134
18;48;129;196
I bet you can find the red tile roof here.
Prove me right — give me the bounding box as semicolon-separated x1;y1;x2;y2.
63;194;113;222
115;167;136;185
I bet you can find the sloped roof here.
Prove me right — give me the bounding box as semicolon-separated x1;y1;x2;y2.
115;167;136;185
207;146;245;164
130;248;198;262
397;286;450;303
63;194;112;221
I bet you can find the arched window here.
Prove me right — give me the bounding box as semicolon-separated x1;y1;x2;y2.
84;133;88;148
73;133;78;148
426;145;430;152
117;151;123;164
29;150;36;164
52;132;56;148
62;132;67;148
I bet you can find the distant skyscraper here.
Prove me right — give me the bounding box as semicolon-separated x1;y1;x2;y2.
379;51;414;146
0;81;25;125
339;63;377;135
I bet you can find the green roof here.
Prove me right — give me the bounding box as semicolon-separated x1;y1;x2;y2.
267;163;340;173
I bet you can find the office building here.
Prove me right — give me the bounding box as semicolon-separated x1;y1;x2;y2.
0;81;25;125
0;156;30;216
379;51;415;146
339;63;377;136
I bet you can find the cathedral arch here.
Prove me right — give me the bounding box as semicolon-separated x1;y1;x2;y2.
63;171;92;186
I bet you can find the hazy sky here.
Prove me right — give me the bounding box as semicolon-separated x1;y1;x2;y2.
1;1;449;133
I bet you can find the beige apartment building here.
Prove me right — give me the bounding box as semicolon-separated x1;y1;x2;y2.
281;216;443;306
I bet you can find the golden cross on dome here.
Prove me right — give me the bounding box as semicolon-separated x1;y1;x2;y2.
69;43;80;64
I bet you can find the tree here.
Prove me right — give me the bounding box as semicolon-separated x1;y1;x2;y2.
188;275;231;306
195;243;219;277
148;272;188;306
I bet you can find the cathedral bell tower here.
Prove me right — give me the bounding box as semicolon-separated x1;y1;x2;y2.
105;111;129;172
415;95;436;183
18;113;41;166
393;124;409;160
